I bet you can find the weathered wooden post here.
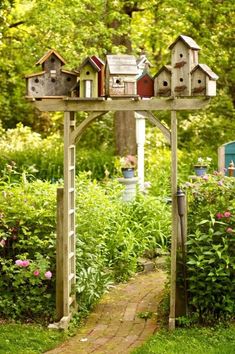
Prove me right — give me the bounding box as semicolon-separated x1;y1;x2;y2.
135;111;146;191
62;111;76;324
56;187;64;320
169;111;178;330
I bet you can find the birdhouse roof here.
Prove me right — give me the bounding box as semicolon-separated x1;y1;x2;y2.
91;55;105;68
36;49;66;66
106;55;138;75
191;64;219;80
169;35;201;50
61;69;78;76
153;65;172;78
77;57;101;72
137;71;153;81
25;71;46;79
136;54;153;68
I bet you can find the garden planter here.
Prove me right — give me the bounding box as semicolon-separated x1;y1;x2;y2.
121;168;135;178
194;165;208;176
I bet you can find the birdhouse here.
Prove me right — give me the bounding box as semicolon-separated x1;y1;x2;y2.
137;71;154;98
136;54;152;76
169;35;200;96
91;55;105;96
105;55;138;97
191;64;218;96
154;65;172;97
25;49;77;97
78;57;101;98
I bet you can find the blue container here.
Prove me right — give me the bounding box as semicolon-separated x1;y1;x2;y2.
194;165;207;176
121;168;135;178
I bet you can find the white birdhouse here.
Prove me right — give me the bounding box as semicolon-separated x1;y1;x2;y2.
169;35;200;96
154;65;172;97
191;64;218;97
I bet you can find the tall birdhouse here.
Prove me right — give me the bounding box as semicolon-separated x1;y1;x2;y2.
105;55;138;97
191;64;218;96
137;71;154;98
78;57;101;98
25;49;77;97
154;65;172;97
169;35;200;96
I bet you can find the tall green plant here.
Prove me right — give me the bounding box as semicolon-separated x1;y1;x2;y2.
186;174;235;324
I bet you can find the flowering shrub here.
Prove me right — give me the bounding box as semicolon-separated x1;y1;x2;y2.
185;173;235;324
0;180;56;321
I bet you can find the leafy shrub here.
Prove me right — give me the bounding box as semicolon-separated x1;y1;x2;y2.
185;174;235;324
0;179;57;320
0;123;115;181
0;173;171;320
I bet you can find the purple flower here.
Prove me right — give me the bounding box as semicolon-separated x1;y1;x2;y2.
202;174;209;181
218;180;223;186
45;271;52;279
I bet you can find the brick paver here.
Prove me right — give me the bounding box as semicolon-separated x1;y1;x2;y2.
46;269;166;354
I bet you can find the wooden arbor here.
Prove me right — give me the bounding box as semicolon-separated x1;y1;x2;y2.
29;96;210;329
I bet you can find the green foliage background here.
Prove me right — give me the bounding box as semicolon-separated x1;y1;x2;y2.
0;0;234;151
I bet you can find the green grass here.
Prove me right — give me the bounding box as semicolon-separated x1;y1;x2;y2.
0;323;65;354
132;325;235;354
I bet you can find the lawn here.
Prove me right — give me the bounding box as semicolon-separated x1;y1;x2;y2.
132;325;235;354
0;323;65;354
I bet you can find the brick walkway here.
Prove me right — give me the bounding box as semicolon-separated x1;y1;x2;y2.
46;269;166;354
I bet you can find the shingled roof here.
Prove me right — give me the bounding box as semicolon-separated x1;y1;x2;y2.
191;64;219;80
169;35;201;50
36;49;66;66
106;55;138;75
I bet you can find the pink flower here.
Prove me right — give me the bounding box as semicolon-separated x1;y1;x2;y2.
226;227;233;233
216;212;223;219
45;271;52;279
202;174;209;181
224;211;231;218
0;239;6;247
218;180;223;186
33;270;40;277
21;260;30;267
15;259;23;266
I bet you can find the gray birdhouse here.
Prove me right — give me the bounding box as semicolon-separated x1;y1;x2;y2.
191;64;218;96
25;49;77;97
105;55;138;97
169;35;200;96
154;65;172;97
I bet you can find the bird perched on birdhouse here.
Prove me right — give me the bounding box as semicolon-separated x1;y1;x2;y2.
169;35;200;96
25;49;77;97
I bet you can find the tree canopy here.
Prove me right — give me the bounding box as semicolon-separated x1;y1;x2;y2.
0;0;234;147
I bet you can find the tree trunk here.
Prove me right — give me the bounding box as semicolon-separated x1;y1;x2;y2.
114;111;136;156
106;1;143;156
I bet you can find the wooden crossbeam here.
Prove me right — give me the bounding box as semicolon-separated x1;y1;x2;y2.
29;97;210;112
